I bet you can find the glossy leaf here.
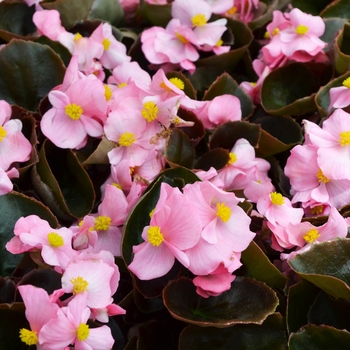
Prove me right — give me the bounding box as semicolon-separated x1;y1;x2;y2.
0;277;15;304
210;121;260;151
261;63;317;116
289;325;350;350
287;278;320;333
332;22;350;75
188;67;226;96
320;18;348;53
179;313;288;350
139;0;172;27
0;40;65;112
321;0;350;18
177;108;205;145
254;115;303;158
34;140;95;220
289;238;350;299
241;241;287;290
164;129;195;169
163;277;278;327
194;148;229;171
292;0;332;15
42;0;123;29
0;191;58;277
83;136;115;165
203;73;254;119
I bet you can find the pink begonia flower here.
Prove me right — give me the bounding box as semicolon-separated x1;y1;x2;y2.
41;77;108;149
303;109;350;180
285;144;350;208
90;302;126;323
70;215;98;251
193;263;237;298
210;138;259;191
280;207;348;260
90;23;131;69
141;18;200;72
128;183;202;280
196;94;241;129
278;8;326;58
0;166;19;195
33;10;75;52
88;184;128;256
257;191;304;227
205;0;234;14
329;76;350;110
39;292;114;350
58;55;85;92
6;215;77;270
0;100;31;170
18;285;59;348
172;0;228;47
226;0;259;22
105;105;156;167
119;0;139;19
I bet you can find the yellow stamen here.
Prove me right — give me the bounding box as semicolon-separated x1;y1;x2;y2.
94;215;111;231
74;33;82;41
270;192;284;206
303;228;320;243
216;39;223;47
227;6;237;15
264;31;270;39
228;152;237;165
112;182;122;190
0;126;7;142
339;131;350;146
119;132;136;147
47;232;64;248
118;82;127;88
70;276;89;294
342;77;350;88
250;82;257;87
141;101;158;122
191;14;207;26
149;208;155;218
316;169;329;183
216;202;231;222
175;32;188;44
65;103;83;120
104;85;113;101
19;329;38;345
169;77;185;90
77;323;90;341
102;38;111;51
272;28;280;36
310;205;323;215
147;226;164;246
295;25;308;35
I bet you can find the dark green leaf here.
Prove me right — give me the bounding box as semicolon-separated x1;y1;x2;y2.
88;0;124;27
241;241;287;290
139;0;172;27
188;67;225;96
194;148;229;171
292;0;332;15
203;73;254;119
287;278;320;333
331;22;350;75
34;140;95;220
289;325;350;350
0;191;58;277
321;0;350;18
83;137;115;165
289;238;350;299
0;277;15;303
261;63;317;116
0;40;65;112
163;277;279;327
320;18;348;53
210;121;260;150
164;129;195;169
179;313;288;350
177;108;205;144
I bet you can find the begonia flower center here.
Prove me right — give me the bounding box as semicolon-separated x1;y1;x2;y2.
74;32;82;41
272;28;280;36
66;103;83;120
112;182;122;190
149;208;155;218
216;202;231;222
71;276;89;294
169;77;185;90
94;215;112;230
270;192;284;206
0;126;7;142
303;228;320;243
342;77;350;88
77;323;90;341
104;85;113;101
119;132;136;146
118;82;128;88
102;38;111;50
227;6;237;15
228;152;237;164
310;205;323;215
142;101;158;122
47;232;64;247
148;226;164;246
316;169;329;183
339;131;350;146
19;328;38;345
216;39;223;47
191;14;207;26
295;25;308;35
175;32;188;44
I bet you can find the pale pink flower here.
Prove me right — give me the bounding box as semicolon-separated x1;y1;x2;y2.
90;23;131;69
304;109;350;180
18;285;59;348
0;166;19;195
128;183;202;280
70;215;98;251
329;76;350;110
205;0;234;14
41;77;108;149
90;303;126;323
39;293;114;350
